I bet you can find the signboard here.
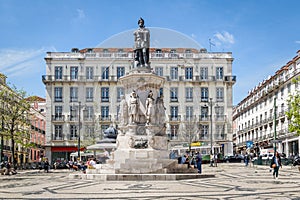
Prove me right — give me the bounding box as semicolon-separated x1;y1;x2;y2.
246;141;253;148
191;142;201;147
271;140;282;143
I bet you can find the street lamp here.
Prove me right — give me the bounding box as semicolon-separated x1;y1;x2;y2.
78;101;81;161
209;98;214;167
273;98;277;154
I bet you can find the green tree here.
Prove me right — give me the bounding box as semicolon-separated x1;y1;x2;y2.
0;85;32;166
286;78;300;136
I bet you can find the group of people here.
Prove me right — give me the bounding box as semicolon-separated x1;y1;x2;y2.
0;161;17;175
178;152;203;174
66;158;97;173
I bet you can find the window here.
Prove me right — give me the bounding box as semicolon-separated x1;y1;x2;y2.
170;87;178;102
101;87;109;102
169;124;179;140
86;67;94;80
117;66;125;79
55;66;63;80
159;88;163;97
117;87;124;102
200;67;208;80
155;49;162;57
216;125;225;139
170;49;177;57
85;126;95;138
54;125;63;140
86;87;93;102
281;88;284;97
54;87;63;102
215;106;224;120
54;106;63;119
200;125;209;139
201;106;209;120
287;83;291;93
186;106;193;119
201;87;209;102
70;66;78;80
170;67;178;80
216;67;223;80
185;49;192;58
84;106;94;120
70;106;78;121
185;67;193;80
185;87;193;102
216;87;224;102
70;87;78;102
101;106;109;120
70;125;78;139
155;67;163;76
170;106;178;119
102;67;109;80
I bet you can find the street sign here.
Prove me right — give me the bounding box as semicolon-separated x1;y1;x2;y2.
271;140;282;143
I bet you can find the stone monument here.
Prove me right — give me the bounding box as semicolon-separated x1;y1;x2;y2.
78;19;202;179
111;18;172;173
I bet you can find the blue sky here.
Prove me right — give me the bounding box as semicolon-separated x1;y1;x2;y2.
0;0;299;105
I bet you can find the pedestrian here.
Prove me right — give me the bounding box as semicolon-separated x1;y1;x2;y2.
270;151;282;180
44;158;49;173
196;152;202;174
245;153;249;167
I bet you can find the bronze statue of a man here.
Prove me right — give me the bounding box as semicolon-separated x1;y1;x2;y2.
133;18;150;67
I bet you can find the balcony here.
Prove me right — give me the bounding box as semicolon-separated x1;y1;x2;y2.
214;115;226;122
67;115;78;122
169;115;181;122
99;115;111;122
52;115;65;122
199;115;210;122
224;75;236;82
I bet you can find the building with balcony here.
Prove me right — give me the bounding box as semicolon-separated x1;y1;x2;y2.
43;45;236;162
233;50;300;156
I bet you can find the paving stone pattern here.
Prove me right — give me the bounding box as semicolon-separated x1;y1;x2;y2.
0;163;299;200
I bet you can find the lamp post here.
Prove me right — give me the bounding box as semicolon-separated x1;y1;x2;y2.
209;98;214;167
78;101;81;161
273;98;277;154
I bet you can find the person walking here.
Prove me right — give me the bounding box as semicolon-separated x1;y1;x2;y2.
196;152;202;174
270;151;282;180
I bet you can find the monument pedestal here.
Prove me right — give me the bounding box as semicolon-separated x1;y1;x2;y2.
113;134;171;174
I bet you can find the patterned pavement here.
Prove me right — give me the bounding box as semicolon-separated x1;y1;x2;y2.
0;163;299;200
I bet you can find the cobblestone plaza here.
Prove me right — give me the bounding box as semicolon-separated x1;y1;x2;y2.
0;163;299;200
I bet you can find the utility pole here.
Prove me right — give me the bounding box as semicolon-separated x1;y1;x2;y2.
78;101;81;161
274;98;277;153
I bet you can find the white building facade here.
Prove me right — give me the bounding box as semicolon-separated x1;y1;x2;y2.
42;47;236;162
233;50;300;157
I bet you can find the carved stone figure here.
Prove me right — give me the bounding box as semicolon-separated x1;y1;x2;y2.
118;95;128;126
156;95;166;126
145;90;156;125
128;91;139;124
133;17;150;67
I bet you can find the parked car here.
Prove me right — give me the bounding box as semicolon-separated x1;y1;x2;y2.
223;155;244;163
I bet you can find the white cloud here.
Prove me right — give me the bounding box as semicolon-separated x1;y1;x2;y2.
77;9;85;20
214;31;235;45
0;47;56;77
295;41;300;44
